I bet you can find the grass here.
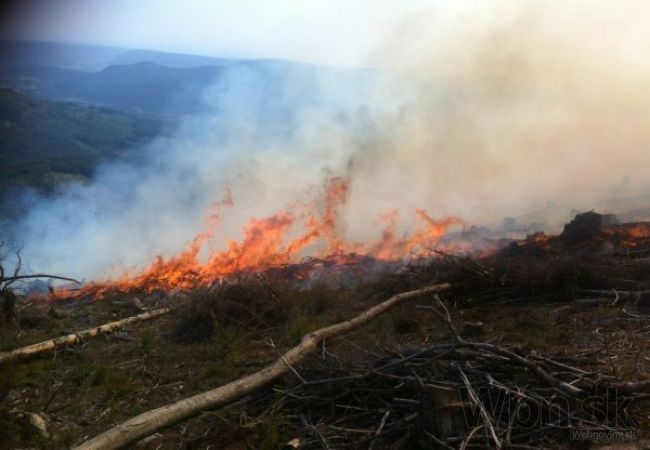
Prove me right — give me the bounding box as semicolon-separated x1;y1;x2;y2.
137;328;155;351
390;308;423;335
246;400;291;450
0;328;20;351
290;283;335;316
90;367;135;398
198;326;246;380
1;275;647;448
44;318;76;336
283;314;321;343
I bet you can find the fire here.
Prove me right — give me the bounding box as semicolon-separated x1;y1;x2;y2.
54;177;470;299
625;224;650;240
601;223;650;248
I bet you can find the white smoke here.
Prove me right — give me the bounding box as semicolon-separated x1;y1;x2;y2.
8;0;650;280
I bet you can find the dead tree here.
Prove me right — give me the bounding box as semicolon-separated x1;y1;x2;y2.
0;242;19;327
0;242;80;329
74;283;451;450
0;307;172;364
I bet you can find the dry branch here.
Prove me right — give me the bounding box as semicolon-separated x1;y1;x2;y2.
0;273;81;285
0;307;171;365
74;283;451;450
457;364;501;449
271;338;642;448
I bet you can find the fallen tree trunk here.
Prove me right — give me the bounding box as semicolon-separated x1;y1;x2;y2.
0;307;171;365
74;283;450;450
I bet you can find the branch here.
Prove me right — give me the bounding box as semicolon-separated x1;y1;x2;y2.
73;283;451;450
432;293;463;343
0;307;171;365
457;364;502;449
1;273;81;288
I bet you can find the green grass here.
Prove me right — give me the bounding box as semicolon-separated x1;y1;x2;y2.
247;400;291;450
284;315;321;343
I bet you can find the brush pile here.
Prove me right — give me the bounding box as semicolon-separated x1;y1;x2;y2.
269;303;647;449
221;213;650;449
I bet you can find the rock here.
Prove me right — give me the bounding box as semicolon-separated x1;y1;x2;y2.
27;412;49;438
285;438;303;449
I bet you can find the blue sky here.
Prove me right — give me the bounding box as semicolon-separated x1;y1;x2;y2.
4;1;648;68
2;0;460;67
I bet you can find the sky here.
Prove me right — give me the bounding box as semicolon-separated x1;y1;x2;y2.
6;1;646;69
0;0;462;67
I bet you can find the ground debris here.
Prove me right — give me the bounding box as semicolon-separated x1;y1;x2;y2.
1;220;650;449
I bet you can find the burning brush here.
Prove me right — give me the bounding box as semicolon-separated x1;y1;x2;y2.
51;177;490;300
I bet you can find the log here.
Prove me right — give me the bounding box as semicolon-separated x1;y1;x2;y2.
0;307;171;365
74;283;450;450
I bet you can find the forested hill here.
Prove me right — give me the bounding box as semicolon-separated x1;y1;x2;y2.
0;41;374;116
0;88;165;217
0;40;374;219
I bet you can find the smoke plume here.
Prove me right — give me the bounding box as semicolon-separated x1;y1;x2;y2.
8;0;650;281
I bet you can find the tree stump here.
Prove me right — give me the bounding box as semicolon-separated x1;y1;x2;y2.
416;385;468;448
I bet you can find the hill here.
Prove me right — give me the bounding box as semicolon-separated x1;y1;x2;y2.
0;62;221;115
0;40;124;70
0;40;228;70
0;40;374;116
107;49;231;68
0;88;165;217
52;62;222;115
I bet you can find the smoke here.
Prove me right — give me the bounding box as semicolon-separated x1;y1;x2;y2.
8;0;650;280
348;0;650;229
8;63;401;279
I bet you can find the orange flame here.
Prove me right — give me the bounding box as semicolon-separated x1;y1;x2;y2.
601;223;650;248
54;177;469;299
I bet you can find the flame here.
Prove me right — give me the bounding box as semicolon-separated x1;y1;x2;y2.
54;177;470;299
625;224;650;240
601;223;650;248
